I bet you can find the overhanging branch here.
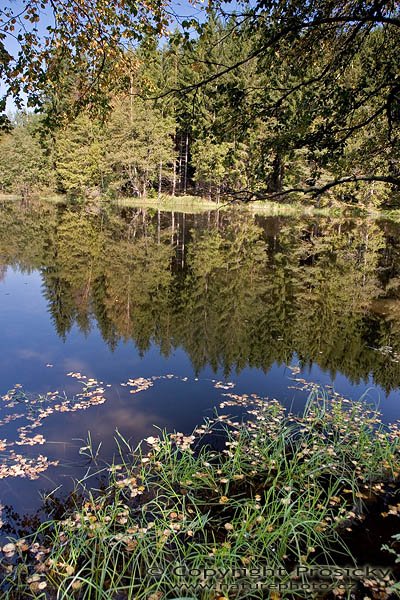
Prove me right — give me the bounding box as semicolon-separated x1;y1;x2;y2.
226;175;400;202
155;13;400;100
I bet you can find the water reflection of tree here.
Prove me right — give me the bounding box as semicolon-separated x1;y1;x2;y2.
2;203;400;391
0;200;57;272
294;221;384;379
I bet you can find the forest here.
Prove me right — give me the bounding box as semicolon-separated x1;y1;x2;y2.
0;1;399;207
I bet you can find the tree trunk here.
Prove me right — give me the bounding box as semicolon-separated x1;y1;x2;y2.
268;153;285;193
178;134;183;192
172;157;177;196
183;132;189;194
158;160;162;199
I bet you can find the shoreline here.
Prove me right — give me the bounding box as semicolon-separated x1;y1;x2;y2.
1;192;399;219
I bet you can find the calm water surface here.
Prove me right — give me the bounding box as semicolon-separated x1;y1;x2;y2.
1;200;400;516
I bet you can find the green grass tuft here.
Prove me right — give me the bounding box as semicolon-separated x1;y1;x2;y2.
1;388;400;599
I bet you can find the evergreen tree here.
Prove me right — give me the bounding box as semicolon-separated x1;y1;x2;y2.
54;114;108;197
0;114;53;199
105;97;176;197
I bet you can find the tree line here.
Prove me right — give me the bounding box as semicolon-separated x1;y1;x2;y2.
0;4;399;206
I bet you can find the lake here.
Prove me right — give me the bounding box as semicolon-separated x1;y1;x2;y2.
1;200;400;519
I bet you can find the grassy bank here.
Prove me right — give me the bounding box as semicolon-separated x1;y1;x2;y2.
113;194;341;216
1;388;400;599
114;194;220;213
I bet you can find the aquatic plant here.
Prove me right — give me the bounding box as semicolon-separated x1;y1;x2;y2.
1;388;400;599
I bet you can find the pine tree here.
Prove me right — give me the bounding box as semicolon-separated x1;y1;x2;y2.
54;114;108;197
105;97;176;197
0;114;53;199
